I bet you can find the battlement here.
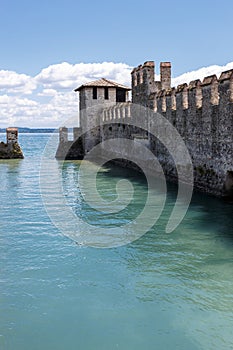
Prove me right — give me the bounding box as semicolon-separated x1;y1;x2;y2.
131;60;171;90
131;61;155;87
99;62;233;197
154;69;233;113
131;60;171;106
57;59;233;197
131;60;233;113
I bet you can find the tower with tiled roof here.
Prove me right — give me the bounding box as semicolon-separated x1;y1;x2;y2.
74;78;130;153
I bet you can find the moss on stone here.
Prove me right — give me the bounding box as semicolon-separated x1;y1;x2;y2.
0;142;24;159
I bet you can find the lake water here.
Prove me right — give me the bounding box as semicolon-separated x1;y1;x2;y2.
0;133;233;350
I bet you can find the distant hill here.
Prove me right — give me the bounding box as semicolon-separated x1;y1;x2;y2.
0;127;57;133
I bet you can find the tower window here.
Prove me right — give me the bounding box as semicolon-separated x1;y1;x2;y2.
93;87;97;99
116;88;126;102
104;87;109;100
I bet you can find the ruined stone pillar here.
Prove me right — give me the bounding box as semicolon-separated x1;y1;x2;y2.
6;127;18;144
59;127;68;143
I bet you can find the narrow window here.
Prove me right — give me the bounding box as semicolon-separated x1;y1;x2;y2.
116;89;126;102
104;87;109;100
93;87;97;99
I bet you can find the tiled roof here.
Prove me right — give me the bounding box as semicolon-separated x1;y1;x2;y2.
74;78;131;91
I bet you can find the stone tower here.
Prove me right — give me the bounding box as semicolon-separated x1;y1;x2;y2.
131;61;172;106
74;78;131;153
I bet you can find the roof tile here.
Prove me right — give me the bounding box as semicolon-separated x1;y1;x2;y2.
75;78;131;91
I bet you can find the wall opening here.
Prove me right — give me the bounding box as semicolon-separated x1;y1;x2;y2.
104;87;109;100
93;87;97;99
116;89;126;102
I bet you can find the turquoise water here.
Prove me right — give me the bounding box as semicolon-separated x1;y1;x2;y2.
0;133;233;350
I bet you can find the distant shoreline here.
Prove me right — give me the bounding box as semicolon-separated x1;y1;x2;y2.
0;127;58;133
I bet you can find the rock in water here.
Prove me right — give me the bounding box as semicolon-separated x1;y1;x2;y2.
0;128;24;159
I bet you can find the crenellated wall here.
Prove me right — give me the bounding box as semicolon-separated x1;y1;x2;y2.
152;69;233;196
57;60;233;197
99;65;233;197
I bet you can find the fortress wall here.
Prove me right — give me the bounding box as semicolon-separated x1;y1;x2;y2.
99;103;151;169
218;72;233;159
152;70;233;196
186;80;202;157
79;87;117;154
99;66;233;196
132;61;160;106
57;60;233;196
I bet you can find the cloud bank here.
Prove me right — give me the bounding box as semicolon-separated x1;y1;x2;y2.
0;61;232;128
172;62;233;86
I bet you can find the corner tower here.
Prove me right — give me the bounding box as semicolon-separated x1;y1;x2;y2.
74;78;130;153
131;61;172;106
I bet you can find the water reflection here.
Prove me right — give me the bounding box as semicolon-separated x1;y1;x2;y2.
0;159;23;195
1;135;233;350
61;161;233;316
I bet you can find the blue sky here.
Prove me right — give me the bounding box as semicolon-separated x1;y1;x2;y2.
0;0;233;127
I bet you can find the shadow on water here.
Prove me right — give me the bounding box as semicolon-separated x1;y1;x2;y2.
190;190;233;242
104;161;233;243
116;164;231;243
61;159;233;244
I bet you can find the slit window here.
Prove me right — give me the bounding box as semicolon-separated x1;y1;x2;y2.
93;87;97;99
104;87;109;100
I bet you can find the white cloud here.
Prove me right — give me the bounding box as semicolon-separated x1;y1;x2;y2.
35;61;132;91
0;61;233;128
0;70;37;94
172;62;233;86
0;95;39;128
38;88;58;96
0;62;132;128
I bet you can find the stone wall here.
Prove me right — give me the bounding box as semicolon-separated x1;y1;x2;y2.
153;70;233;196
80;87;118;153
98;65;233;197
55;127;84;160
57;60;233;197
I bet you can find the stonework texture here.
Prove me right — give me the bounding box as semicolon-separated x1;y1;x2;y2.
57;61;233;198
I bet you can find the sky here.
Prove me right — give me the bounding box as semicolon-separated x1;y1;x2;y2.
0;0;233;128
